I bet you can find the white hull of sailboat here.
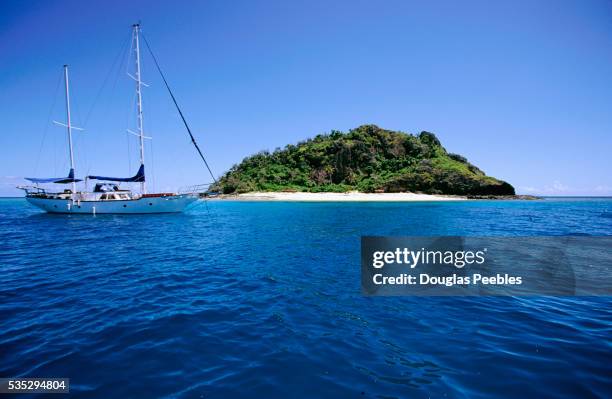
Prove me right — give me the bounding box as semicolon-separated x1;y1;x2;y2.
26;195;199;214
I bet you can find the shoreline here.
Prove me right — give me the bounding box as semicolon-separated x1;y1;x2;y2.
213;191;467;202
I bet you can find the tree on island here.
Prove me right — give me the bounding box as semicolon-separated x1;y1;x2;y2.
213;125;515;196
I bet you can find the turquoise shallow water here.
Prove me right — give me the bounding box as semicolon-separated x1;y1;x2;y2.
0;198;611;398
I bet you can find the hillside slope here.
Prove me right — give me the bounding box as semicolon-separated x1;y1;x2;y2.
214;125;514;195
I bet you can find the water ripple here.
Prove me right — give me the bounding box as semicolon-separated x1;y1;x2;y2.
0;198;611;398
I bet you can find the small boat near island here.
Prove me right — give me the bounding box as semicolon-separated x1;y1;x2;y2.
18;24;212;214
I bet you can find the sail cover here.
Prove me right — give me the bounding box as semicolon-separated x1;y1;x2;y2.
26;168;82;184
87;164;145;182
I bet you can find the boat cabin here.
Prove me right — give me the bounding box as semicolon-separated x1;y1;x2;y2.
93;183;120;192
93;183;132;200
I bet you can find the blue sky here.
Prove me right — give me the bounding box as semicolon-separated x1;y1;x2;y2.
1;0;611;196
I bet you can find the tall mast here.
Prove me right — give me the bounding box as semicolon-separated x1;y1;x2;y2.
63;65;76;197
133;23;146;194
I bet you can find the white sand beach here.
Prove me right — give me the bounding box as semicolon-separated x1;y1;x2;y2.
220;191;466;202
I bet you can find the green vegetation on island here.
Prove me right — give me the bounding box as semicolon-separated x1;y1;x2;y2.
213;125;515;196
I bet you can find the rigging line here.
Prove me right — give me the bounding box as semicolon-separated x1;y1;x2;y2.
70;79;87;173
149;136;156;192
84;32;132;128
34;71;63;176
140;32;217;183
53;117;57;176
126;91;137;173
126;126;132;174
86;166;92;192
126;31;134;76
102;32;131;127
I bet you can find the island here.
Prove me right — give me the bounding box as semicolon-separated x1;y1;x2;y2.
211;125;520;201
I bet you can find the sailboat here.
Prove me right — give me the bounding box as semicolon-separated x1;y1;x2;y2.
19;24;208;214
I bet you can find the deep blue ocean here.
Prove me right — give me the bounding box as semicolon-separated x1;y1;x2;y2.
1;198;611;398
